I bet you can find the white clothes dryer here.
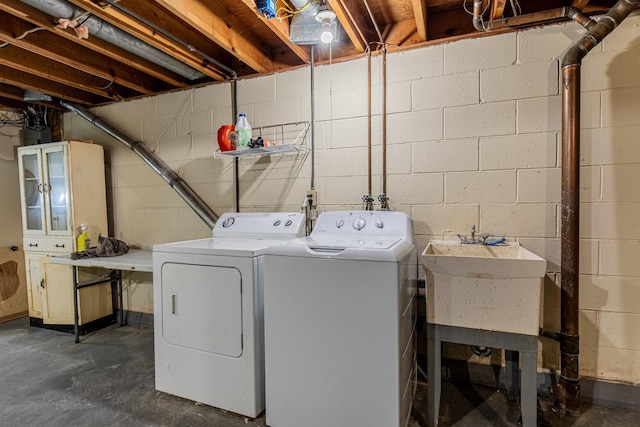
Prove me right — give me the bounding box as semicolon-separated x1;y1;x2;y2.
263;210;417;427
153;212;305;418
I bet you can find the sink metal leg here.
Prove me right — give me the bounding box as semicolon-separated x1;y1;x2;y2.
505;349;519;401
520;350;537;427
427;324;441;427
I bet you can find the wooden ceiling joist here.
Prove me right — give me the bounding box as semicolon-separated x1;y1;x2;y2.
152;0;275;74
68;0;229;80
0;0;190;89
329;0;375;52
0;64;109;105
412;0;428;41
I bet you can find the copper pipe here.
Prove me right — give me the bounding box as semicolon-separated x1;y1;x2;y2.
558;0;640;414
382;46;387;196
473;5;595;32
367;48;372;196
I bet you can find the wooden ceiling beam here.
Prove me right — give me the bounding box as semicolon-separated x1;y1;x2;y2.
412;0;428;41
0;95;31;111
0;12;164;95
491;1;507;20
0;83;60;110
572;1;591;10
0;82;23;101
151;0;275;73
67;0;230;79
239;0;310;63
0;0;189;89
0;65;108;105
328;0;376;52
0;45;132;101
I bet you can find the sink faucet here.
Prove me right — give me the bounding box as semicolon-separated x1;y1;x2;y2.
458;225;490;244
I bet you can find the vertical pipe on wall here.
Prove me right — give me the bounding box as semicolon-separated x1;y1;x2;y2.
232;77;239;212
557;0;640;413
381;46;387;196
367;48;372;197
310;45;316;191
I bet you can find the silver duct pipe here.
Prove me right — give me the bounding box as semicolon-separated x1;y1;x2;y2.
21;0;206;80
61;101;219;229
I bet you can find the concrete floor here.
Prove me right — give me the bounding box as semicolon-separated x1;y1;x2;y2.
1;317;639;427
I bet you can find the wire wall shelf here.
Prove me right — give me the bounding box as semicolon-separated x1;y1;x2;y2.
214;121;310;158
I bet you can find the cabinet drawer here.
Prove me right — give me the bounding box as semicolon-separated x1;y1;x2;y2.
24;237;74;253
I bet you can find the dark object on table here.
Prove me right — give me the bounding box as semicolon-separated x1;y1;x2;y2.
71;235;130;259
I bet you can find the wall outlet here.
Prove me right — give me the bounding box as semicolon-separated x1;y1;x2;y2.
306;190;317;210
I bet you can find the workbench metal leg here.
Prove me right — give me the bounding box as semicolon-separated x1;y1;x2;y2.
505;350;519;401
427;324;441;427
73;266;80;344
520;350;537;427
118;270;124;326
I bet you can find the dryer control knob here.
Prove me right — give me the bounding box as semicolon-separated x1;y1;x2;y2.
375;220;384;229
273;220;282;227
336;219;344;228
222;217;235;228
352;218;366;230
285;219;293;227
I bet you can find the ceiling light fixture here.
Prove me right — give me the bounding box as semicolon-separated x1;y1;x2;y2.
315;5;336;43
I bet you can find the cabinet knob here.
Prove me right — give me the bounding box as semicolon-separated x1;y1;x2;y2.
29;243;38;247
40;279;45;289
55;243;65;248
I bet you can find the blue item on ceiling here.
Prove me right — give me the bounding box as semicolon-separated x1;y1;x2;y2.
256;0;277;19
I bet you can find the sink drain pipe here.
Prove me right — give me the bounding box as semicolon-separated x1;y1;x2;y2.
61;100;219;229
556;0;640;414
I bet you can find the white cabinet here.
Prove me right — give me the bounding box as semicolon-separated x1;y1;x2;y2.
17;140;112;328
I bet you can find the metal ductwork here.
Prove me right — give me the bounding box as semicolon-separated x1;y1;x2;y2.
61;101;219;230
556;0;640;414
288;0;338;45
21;0;206;80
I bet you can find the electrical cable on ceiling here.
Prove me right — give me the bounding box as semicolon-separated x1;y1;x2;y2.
277;0;318;20
0;27;46;49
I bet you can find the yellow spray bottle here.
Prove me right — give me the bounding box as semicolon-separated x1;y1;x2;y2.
77;223;89;252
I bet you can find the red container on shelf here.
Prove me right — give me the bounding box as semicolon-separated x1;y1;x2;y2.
217;125;235;151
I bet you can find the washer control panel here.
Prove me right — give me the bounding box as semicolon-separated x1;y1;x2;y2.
313;210;413;239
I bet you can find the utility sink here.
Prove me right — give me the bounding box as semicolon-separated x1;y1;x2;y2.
422;240;546;336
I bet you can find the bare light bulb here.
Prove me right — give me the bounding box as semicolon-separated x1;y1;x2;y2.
320;27;333;43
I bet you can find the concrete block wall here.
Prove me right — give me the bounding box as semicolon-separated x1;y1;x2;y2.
62;16;640;385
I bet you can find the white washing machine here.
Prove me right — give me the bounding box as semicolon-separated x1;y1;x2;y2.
263;210;417;427
152;212;305;418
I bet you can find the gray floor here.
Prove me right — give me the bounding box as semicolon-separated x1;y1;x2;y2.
1;317;639;427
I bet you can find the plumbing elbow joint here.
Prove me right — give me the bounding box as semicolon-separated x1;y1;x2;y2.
472;0;487;31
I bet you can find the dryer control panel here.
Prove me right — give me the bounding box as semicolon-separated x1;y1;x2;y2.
213;212;305;239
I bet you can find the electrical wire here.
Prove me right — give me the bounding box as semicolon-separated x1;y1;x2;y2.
277;0;318;20
0;27;46;49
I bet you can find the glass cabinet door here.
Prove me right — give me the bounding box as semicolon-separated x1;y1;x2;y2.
43;146;71;235
18;148;46;235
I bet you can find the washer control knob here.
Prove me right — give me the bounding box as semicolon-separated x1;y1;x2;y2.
273;220;282;227
285;219;293;227
352;218;366;230
222;217;235;228
375;220;384;229
336;219;344;228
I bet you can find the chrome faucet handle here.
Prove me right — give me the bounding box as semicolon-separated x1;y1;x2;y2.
457;234;467;244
